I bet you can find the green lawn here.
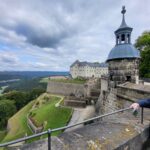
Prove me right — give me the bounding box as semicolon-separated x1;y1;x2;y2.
40;77;86;84
30;94;72;136
50;78;86;84
2;101;34;143
1;93;72;144
40;77;50;83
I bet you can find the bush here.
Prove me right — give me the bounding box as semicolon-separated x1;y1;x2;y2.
44;96;49;101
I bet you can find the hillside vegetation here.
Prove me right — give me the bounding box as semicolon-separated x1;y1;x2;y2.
29;94;72;136
1;93;72;143
2;101;34;143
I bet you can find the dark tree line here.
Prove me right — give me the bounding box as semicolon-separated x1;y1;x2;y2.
0;100;17;129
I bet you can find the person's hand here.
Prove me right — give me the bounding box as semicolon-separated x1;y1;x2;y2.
130;103;140;111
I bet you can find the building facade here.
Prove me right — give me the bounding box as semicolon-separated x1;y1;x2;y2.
70;60;108;78
107;6;140;86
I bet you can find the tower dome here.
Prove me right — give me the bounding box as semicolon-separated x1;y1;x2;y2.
107;6;140;62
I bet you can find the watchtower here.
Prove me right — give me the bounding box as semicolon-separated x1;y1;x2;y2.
107;6;140;86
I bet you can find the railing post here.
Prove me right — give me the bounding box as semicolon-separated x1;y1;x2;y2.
141;107;144;124
47;129;51;150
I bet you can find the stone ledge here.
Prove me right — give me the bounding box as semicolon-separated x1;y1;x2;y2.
20;110;150;150
117;82;150;94
116;93;137;102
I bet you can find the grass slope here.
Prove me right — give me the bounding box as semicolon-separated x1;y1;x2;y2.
31;95;72;136
0;131;6;142
40;77;50;83
2;101;34;143
1;93;72;144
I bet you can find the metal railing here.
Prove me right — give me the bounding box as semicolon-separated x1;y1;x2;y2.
0;107;144;150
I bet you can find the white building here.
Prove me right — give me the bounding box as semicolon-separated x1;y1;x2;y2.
70;60;108;78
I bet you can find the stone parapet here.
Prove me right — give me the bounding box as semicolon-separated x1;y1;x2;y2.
27;115;43;134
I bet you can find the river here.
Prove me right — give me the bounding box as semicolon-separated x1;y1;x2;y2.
0;86;8;95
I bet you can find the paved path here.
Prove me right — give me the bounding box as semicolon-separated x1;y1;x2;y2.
15;108;150;150
65;106;95;132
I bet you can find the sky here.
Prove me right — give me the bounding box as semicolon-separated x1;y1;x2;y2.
0;0;149;71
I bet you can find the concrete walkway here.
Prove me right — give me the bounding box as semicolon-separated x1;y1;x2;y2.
65;105;95;132
20;108;150;150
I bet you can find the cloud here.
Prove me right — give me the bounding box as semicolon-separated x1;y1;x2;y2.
0;0;149;71
0;51;18;64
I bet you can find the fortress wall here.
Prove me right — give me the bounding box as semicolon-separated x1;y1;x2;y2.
97;81;150;115
47;81;85;96
95;77;109;113
117;84;150;101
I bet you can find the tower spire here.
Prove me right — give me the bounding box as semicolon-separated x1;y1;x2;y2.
115;6;133;45
120;6;127;28
121;6;126;14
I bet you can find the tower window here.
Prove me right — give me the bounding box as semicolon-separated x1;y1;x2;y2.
121;34;125;41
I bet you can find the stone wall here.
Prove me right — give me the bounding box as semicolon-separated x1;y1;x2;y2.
47;81;86;96
86;78;101;97
108;58;139;86
95;76;108;113
97;81;150;115
117;82;150;101
100;76;108;92
27;115;43;134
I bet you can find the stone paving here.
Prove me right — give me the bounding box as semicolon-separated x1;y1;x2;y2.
65;106;95;132
19;109;150;150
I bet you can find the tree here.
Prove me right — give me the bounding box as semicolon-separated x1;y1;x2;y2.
0;100;17;128
3;91;29;110
29;88;45;100
135;31;150;78
3;88;45;110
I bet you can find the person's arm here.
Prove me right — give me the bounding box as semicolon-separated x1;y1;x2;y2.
130;98;150;110
138;98;150;108
130;103;140;110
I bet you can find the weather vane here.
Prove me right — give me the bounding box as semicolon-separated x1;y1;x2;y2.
121;6;126;14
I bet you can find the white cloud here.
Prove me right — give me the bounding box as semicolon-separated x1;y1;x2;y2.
0;0;149;71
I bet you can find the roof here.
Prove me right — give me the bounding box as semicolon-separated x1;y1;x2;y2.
70;61;108;68
107;44;140;61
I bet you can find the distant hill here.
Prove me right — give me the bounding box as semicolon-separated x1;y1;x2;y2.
0;71;69;87
0;71;69;81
